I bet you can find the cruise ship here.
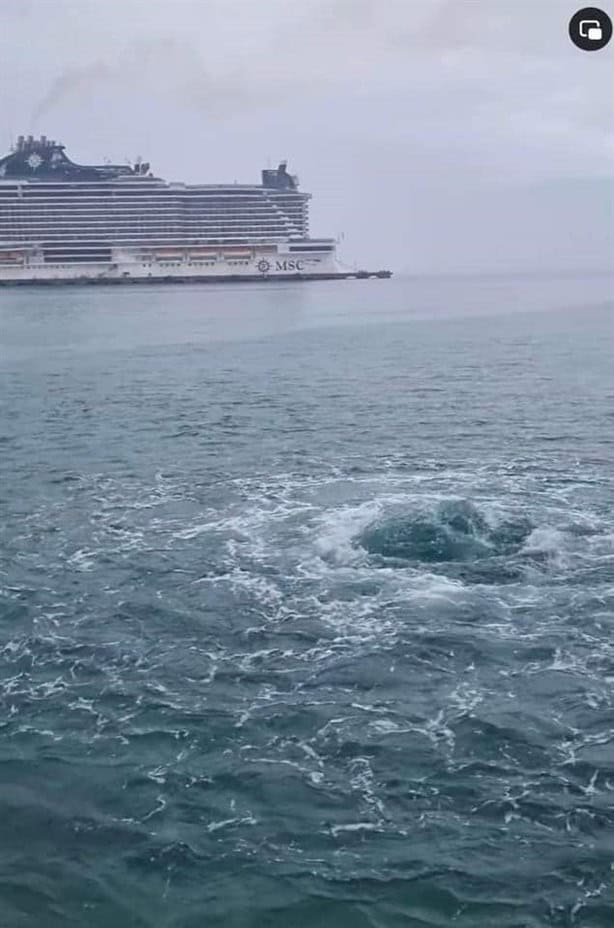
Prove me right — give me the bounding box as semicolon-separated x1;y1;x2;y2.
0;135;390;285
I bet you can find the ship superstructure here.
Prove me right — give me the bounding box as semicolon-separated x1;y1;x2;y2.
0;135;364;284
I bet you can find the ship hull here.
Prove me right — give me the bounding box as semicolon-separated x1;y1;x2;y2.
0;273;368;286
0;251;346;285
0;248;390;285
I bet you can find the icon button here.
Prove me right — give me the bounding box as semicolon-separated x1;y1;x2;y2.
569;7;612;49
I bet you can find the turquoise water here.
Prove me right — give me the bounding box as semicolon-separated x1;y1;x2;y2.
1;275;614;927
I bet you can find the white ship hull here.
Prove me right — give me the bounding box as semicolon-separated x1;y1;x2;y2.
0;245;352;285
0;246;353;284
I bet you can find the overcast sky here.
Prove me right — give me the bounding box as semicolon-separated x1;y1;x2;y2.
1;0;612;272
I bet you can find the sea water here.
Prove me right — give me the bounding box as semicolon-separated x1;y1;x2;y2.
1;274;613;926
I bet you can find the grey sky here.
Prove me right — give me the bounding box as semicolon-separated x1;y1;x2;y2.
1;0;612;272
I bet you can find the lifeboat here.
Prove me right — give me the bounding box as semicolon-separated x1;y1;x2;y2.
0;249;26;265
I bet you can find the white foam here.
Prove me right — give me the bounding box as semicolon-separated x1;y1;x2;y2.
207;813;257;833
403;572;467;603
141;795;167;822
66;548;96;571
330;822;381;836
313;500;382;565
369;719;404;734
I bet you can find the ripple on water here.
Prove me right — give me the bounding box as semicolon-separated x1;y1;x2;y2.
2;461;614;926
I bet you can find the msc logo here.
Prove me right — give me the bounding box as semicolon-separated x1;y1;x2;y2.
256;258;305;274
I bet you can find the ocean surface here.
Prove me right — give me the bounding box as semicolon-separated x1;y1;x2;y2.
1;274;614;928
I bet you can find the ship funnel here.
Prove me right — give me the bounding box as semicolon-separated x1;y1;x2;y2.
262;160;297;190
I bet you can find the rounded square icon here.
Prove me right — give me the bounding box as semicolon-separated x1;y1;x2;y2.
580;19;602;39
